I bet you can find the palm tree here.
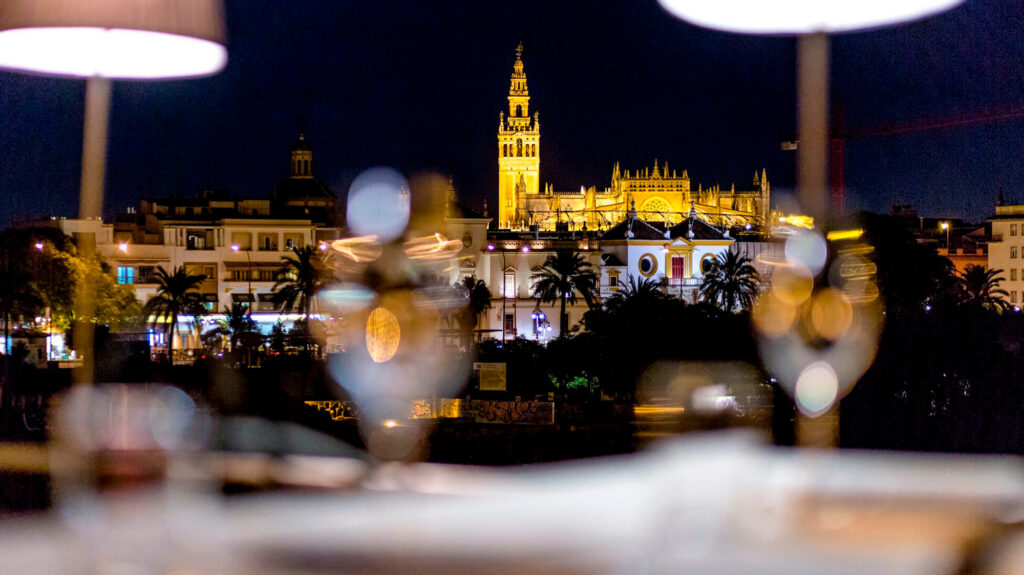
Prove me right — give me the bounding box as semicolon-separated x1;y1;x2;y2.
531;249;599;336
606;274;671;311
455;275;492;348
143;265;206;365
273;245;331;352
204;303;259;352
956;265;1009;311
699;250;761;312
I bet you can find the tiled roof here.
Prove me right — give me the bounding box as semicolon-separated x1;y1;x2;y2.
669;217;728;240
601;216;669;241
601;253;625;266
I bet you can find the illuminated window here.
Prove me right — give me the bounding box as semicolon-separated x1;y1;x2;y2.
1012;224;1018;236
504;271;516;299
116;266;135;284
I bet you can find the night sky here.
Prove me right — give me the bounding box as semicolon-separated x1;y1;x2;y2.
1;0;1022;227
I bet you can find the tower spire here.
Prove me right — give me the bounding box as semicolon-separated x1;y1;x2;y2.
497;43;540;229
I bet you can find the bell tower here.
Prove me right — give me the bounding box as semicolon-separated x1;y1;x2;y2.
497;43;540;229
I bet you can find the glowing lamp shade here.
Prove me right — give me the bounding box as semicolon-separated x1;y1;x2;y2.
0;0;227;79
656;0;964;34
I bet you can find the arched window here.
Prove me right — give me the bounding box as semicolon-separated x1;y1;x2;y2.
517;139;523;157
516;105;522;117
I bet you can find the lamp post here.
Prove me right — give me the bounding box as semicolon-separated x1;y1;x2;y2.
655;0;965;449
941;221;950;255
231;244;252;309
0;0;228;385
35;242;53;361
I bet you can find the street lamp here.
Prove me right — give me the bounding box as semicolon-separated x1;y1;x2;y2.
940;221;950;254
34;242;53;360
231;243;252;308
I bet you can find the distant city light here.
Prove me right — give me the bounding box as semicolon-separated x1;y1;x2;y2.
655;0;964;34
486;243;495;251
118;242;128;253
319;242;329;251
383;419;398;429
521;245;530;253
34;242;43;251
231;244;240;252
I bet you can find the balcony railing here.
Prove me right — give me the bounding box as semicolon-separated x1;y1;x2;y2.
667;277;702;287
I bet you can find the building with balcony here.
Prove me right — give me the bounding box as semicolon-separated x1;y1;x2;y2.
988;204;1024;305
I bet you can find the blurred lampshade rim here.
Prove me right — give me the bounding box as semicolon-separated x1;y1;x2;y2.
656;0;965;34
0;0;226;79
0;26;227;79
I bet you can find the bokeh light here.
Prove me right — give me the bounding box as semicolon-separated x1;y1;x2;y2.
365;307;401;363
785;229;828;276
346;168;411;243
795;361;839;416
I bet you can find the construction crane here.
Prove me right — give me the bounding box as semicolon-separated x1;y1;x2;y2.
785;105;1024;216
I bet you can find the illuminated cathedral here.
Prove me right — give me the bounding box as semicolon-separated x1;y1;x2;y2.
496;44;771;231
